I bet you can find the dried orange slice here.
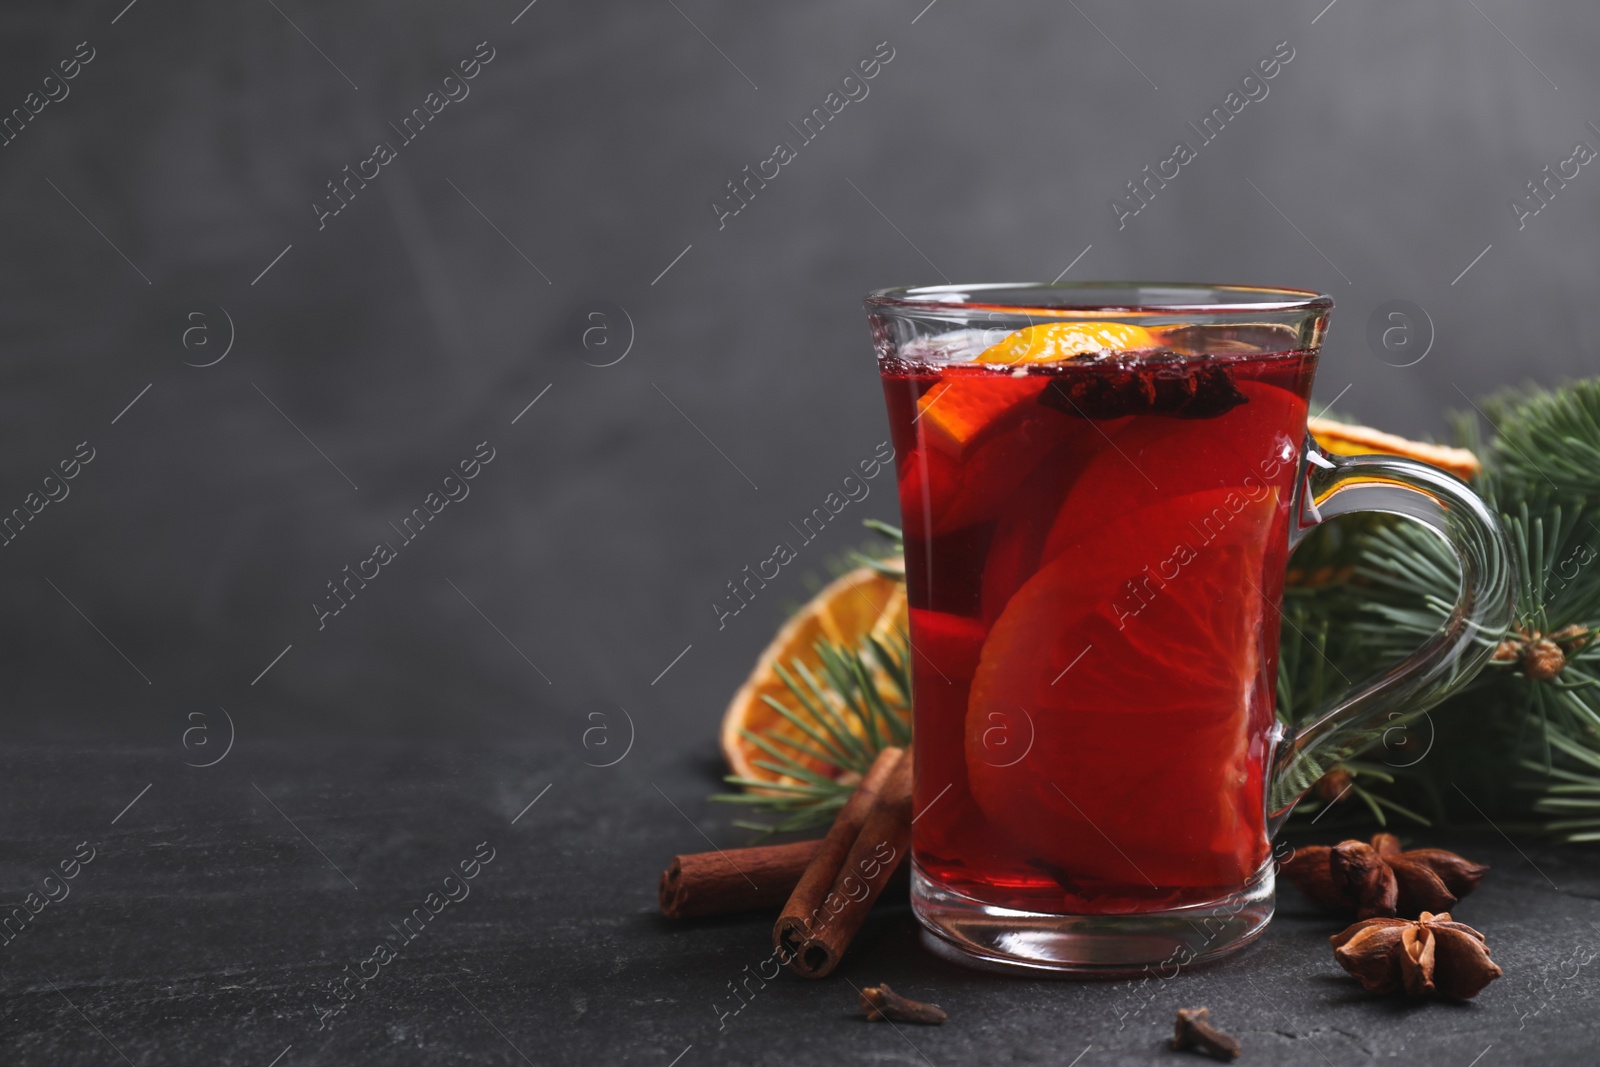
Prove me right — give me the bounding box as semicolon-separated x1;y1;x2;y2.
917;322;1158;456
1309;416;1480;480
720;565;908;787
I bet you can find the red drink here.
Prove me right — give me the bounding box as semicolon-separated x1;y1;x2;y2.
881;328;1316;916
867;283;1508;973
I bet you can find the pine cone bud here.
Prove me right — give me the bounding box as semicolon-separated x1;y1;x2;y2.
1490;639;1521;664
1522;638;1565;681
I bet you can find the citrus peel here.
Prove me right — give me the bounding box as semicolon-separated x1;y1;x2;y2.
1309;416;1480;481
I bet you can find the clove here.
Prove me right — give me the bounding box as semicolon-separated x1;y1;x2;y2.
859;983;948;1025
1171;1007;1241;1061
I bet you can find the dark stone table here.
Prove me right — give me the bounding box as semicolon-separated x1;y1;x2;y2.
2;742;1596;1066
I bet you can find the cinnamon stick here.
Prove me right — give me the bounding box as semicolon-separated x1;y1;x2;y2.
659;839;821;919
772;746;905;962
659;841;909;919
788;747;914;978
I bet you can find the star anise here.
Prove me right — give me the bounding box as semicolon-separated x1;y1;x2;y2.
1279;833;1487;919
1331;911;1502;1000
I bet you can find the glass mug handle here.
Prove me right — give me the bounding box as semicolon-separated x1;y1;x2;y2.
1266;443;1515;829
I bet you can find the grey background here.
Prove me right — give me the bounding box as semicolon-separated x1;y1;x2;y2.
3;2;1598;1064
3;0;1593;741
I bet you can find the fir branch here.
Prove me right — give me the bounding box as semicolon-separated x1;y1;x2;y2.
1484;379;1600;498
853;521;906;578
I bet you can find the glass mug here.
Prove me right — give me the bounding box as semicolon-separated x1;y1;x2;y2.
866;283;1512;973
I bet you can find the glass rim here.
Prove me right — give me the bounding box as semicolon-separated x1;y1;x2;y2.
864;281;1335;316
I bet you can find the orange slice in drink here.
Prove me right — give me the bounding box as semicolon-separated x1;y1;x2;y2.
966;487;1276;890
916;322;1158;458
720;565;907;787
908;607;987;682
975;321;1159;366
1041;380;1305;563
900;400;1081;538
978;430;1113;623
